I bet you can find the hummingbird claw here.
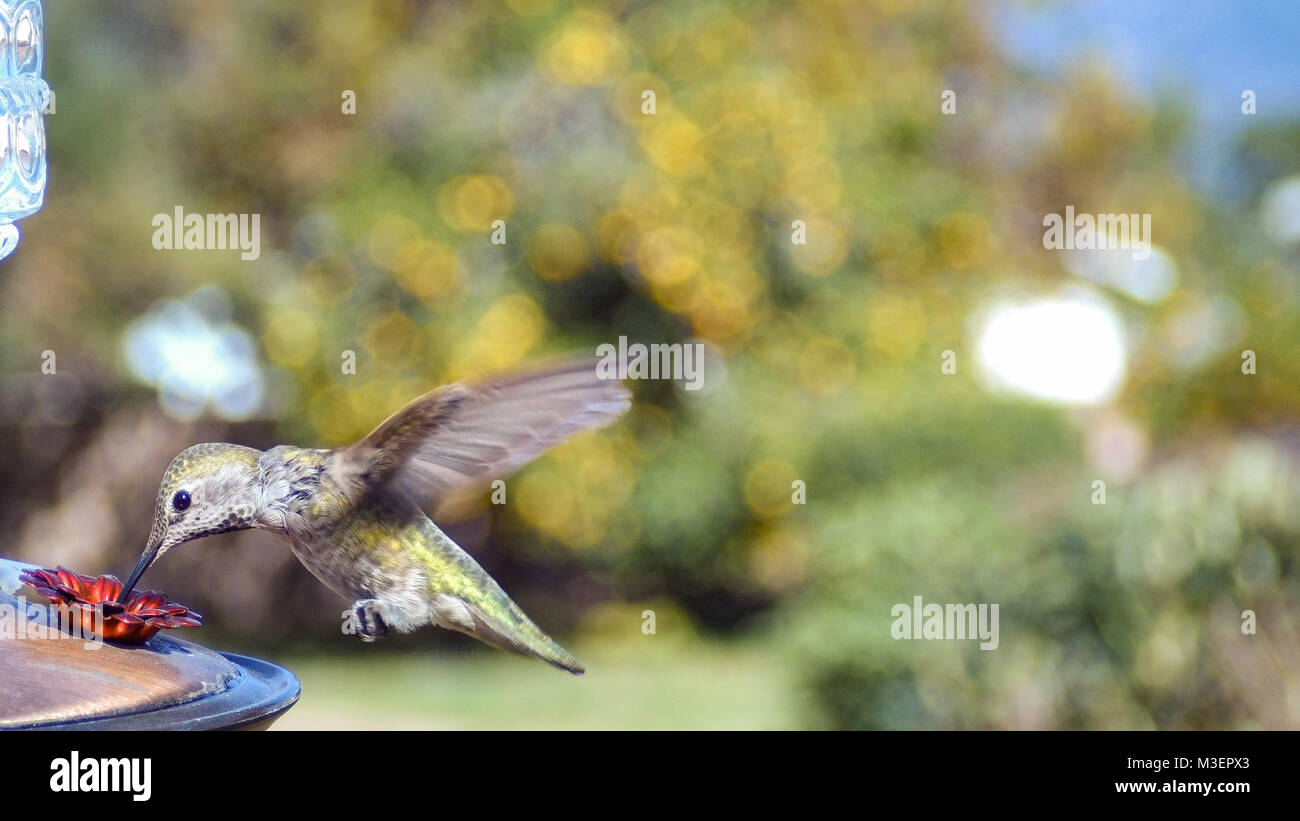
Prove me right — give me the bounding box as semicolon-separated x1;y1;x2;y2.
352;598;389;642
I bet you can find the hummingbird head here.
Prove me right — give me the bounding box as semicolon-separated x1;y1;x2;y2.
119;443;265;602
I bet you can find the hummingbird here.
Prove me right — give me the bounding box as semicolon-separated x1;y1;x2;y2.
118;356;630;675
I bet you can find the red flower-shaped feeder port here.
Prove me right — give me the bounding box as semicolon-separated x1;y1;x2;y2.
18;566;202;644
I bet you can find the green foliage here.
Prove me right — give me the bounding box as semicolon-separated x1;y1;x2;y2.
789;439;1300;729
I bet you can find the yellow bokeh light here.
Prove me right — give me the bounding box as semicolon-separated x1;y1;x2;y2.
748;523;811;592
691;279;751;340
712;261;766;304
611;72;671;126
446;293;547;380
619;169;682;224
784;153;842;213
772;94;828;156
552;500;610;551
369;214;421;270
698;204;755;260
937;212;990;269
437;174;514;233
637;224;701;287
516;468;575;533
392;238;460;302
540;11;627;86
641;115;708;179
309;384;359;446
790;219;848;277
597;209;639;265
527;223;590;282
743;459;800;518
686;13;753;69
350;380;394;430
650;274;702;314
479;293;545;354
578;447;636;507
868;292;927;359
263;308;320;369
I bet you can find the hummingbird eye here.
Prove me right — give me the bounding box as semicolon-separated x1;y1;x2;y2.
172;490;192;512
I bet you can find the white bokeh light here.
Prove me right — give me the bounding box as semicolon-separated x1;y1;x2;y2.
123;287;265;422
1064;245;1178;304
1261;175;1300;247
973;292;1127;405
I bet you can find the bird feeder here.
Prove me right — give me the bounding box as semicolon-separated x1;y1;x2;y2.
0;557;299;730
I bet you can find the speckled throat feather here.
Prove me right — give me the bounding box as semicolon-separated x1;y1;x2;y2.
256;445;337;536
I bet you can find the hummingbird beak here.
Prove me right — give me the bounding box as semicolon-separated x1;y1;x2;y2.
118;540;160;603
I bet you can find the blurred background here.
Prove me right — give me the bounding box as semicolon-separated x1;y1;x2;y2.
2;0;1299;729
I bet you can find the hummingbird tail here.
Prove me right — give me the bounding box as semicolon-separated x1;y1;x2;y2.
433;594;586;676
470;605;586;676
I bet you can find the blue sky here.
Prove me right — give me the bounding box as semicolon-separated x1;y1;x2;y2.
990;0;1300;192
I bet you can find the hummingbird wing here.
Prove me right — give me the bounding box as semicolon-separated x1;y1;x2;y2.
333;356;630;517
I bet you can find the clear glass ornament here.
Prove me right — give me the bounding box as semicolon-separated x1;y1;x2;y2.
0;0;49;262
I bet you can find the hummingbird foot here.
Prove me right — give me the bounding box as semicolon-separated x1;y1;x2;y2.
351;598;389;642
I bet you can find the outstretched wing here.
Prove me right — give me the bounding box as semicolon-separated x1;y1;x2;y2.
332;356;630;516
